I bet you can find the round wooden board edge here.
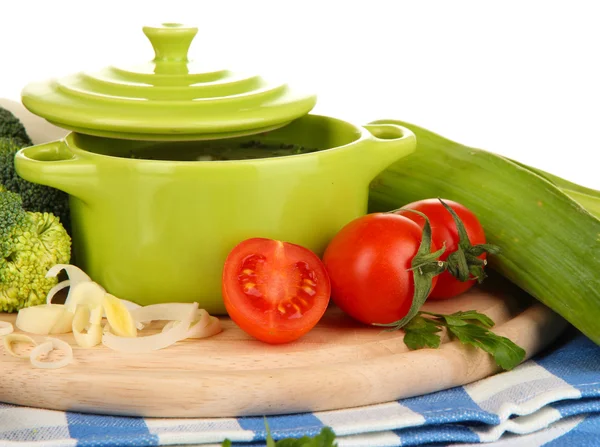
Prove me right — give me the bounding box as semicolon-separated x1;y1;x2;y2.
0;301;568;418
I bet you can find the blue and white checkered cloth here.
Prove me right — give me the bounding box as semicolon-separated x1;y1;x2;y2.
1;327;598;447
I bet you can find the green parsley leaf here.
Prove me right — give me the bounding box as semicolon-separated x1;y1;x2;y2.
401;310;526;371
420;310;495;328
275;427;337;447
225;419;338;447
402;315;442;349
440;315;469;327
487;336;528;372
447;321;490;344
447;323;526;370
447;310;495;328
266;419;276;447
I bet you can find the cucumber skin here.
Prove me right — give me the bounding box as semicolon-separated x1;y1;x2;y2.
367;119;600;346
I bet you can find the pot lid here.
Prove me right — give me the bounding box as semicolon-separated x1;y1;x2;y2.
21;23;317;141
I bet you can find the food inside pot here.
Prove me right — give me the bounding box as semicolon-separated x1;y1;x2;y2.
128;140;320;161
71;115;362;161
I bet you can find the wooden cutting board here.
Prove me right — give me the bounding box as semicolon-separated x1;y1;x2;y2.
0;276;567;418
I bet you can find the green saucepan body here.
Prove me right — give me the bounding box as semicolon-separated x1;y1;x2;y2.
14;114;416;314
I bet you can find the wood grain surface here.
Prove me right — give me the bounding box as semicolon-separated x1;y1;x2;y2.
0;277;567;418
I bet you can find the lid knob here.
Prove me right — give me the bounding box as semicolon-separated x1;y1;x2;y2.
142;23;198;62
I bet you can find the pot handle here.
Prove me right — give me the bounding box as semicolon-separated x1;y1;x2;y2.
14;140;96;199
362;123;417;178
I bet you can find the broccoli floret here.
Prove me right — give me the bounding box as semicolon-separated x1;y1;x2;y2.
0;189;71;312
0;107;32;147
0;137;71;234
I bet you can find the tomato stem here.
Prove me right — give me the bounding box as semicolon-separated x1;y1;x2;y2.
374;209;446;330
437;198;501;284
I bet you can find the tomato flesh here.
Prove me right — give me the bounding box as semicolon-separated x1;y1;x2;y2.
222;238;330;344
323;213;439;325
396;199;488;299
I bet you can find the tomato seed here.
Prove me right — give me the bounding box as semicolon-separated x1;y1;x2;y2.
301;286;316;297
241;254;266;271
243;283;263;298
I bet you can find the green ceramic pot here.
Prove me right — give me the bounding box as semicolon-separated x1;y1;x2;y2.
15;23;417;313
14;115;416;314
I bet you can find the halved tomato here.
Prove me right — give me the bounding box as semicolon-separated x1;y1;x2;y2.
222;238;331;344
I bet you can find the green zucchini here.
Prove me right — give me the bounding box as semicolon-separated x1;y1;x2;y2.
368;119;600;345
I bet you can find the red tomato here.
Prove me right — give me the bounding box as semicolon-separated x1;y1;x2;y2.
222;238;331;344
322;213;440;325
395;198;488;299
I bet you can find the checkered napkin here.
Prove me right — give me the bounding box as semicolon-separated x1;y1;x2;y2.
1;327;599;447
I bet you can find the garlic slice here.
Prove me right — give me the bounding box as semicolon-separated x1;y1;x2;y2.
103;302;198;353
0;321;13;336
16;304;74;335
72;305;103;348
29;338;73;369
102;294;137;337
46;280;71;305
3;334;37;359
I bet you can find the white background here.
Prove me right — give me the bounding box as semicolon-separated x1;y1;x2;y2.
1;0;598;189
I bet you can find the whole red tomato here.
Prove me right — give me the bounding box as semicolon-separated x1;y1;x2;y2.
395;198;488;299
322;213;440;325
222;238;331;344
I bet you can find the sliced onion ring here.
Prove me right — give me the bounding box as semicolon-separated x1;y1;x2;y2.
0;321;13;336
46;280;71;305
72;305;103;348
102;294;137;337
103;298;143;329
192;316;222;339
120;299;142;311
120;299;144;330
162;309;222;339
103;302;198;353
3;334;37;359
45;264;94;306
130;302;199;324
46;264;92;283
30;337;73;369
16;304;74;335
48;308;75;335
65;281;106;313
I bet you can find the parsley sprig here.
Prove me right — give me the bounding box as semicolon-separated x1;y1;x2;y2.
222;419;337;447
400;310;526;370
